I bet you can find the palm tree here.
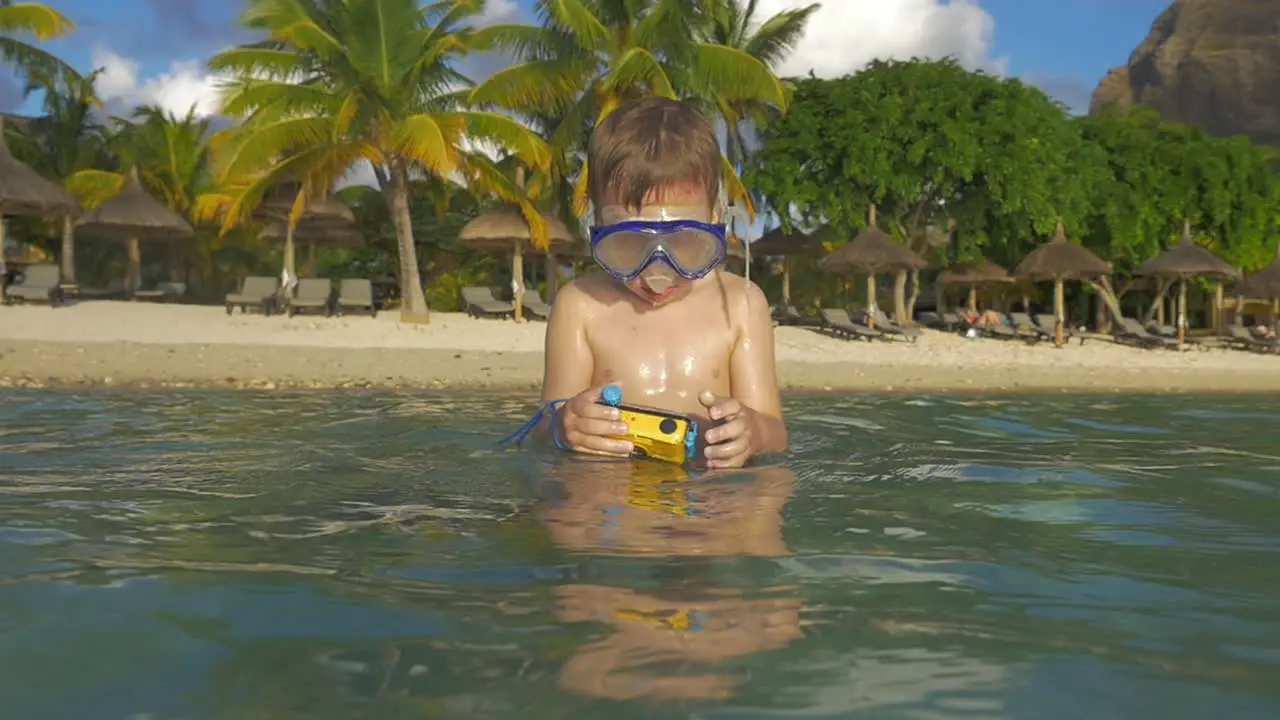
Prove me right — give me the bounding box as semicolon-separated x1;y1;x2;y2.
66;106;219;284
17;69;108;283
467;0;790;216
0;0;79;84
206;0;552;324
695;0;817;173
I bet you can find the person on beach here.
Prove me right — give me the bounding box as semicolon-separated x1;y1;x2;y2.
538;97;787;468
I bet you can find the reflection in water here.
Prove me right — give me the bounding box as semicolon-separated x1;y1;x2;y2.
2;391;1280;718
539;461;801;700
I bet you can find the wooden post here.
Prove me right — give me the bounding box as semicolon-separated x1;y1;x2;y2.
967;286;977;314
782;257;791;304
512;242;524;323
127;237;141;297
1213;282;1224;333
1177;277;1187;350
544;251;558;302
1054;277;1065;347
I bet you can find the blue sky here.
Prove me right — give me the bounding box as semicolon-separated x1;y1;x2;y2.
2;0;1175;118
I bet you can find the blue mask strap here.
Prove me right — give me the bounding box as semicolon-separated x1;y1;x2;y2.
499;399;569;449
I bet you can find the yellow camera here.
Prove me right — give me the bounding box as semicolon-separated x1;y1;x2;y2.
599;385;699;466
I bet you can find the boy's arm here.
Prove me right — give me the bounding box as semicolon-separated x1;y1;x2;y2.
731;282;788;455
541;282;595;402
532;282;595;446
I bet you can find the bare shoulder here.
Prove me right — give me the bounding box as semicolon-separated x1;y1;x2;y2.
549;275;611;319
714;271;771;325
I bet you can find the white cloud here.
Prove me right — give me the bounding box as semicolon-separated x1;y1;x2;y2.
755;0;1006;78
90;44;226;118
479;0;521;24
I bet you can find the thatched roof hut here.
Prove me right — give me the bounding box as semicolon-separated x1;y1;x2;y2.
1014;222;1111;280
0;117;79;218
1136;221;1237;279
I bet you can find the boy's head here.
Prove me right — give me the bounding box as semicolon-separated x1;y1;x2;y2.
587;97;725;306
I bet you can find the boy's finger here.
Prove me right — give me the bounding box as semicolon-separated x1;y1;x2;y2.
709;399;742;421
570;417;629;437
573;434;634;456
705;417;745;444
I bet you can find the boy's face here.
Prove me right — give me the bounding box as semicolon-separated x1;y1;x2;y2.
596;182;717;307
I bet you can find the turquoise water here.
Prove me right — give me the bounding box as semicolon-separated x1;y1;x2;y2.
2;391;1279;719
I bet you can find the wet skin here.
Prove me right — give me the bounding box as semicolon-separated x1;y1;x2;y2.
540;183;787;467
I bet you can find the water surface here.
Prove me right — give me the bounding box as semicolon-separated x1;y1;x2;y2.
1;390;1279;719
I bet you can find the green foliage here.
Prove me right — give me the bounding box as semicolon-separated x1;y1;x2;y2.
1077;106;1279;275
746;58;1100;266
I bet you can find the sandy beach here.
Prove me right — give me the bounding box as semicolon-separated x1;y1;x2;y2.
0;300;1278;393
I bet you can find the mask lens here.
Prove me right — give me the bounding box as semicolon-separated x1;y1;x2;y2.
662;229;720;272
593;231;656;276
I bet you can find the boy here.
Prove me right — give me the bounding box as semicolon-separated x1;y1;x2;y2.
540;97;787;468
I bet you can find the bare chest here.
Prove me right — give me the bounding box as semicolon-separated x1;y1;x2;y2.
586;305;735;409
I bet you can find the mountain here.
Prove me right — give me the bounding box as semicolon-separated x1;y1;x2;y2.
1089;0;1280;144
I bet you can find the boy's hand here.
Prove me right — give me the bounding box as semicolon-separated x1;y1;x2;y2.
699;391;759;468
558;385;634;457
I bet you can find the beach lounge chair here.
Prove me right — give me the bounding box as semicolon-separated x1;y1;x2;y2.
918;310;962;331
1033;314;1083;344
286;278;335;317
772;303;821;327
76;278;128;300
1146;321;1206;349
2;264;63;305
335;278;376;317
521;289;553;320
225;275;280;315
819;308;884;341
461;286;515;318
867;309;921;342
1010;312;1049;343
1115;317;1178;349
133;281;186;303
1223;325;1278;353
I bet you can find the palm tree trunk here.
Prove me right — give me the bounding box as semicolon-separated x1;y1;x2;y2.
61;215;75;285
389;159;429;323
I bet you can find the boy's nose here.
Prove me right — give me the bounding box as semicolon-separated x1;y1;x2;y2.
641;272;675;292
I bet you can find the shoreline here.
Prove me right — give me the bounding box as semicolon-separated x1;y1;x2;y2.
1;301;1278;395
4;340;1280;395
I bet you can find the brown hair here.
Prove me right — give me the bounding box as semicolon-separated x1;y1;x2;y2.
587;97;722;217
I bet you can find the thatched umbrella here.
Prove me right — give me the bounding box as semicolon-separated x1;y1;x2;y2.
819;205;927;321
254;190;355;281
1014;221;1112;347
1235;246;1280;334
260;218;362;276
936;259;1014;314
74;167;193;295
750;226;823;303
0;117;81;281
1135;220;1238;349
458;205;575;322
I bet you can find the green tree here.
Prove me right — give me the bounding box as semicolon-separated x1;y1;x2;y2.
207;0;552;324
8;70;107;283
467;0;789;215
1078;106;1278;277
695;0;817;171
0;0;78;85
747;59;1103;320
747;58;1099;263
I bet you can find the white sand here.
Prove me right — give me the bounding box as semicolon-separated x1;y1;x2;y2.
1;300;1278;392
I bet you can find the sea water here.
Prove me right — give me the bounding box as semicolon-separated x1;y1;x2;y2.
1;390;1278;719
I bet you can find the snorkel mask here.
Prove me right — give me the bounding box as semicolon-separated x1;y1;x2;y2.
589;210;728;283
